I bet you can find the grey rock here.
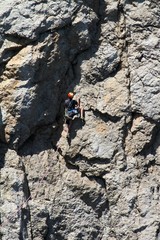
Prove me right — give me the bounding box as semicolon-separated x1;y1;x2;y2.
0;0;160;239
124;2;160;121
0;1;98;148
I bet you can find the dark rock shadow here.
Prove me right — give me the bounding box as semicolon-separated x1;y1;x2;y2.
14;0;111;157
17;123;60;157
126;0;145;4
0;107;8;168
0;107;6;143
80;191;109;218
0;143;8;168
138;123;160;158
66;153;111;167
92;108;121;123
67;117;85;145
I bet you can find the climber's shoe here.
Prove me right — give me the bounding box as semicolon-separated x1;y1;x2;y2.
81;117;85;123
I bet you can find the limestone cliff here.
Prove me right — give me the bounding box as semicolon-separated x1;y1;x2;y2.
0;0;160;239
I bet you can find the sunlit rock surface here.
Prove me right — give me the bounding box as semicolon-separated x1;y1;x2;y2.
0;0;160;239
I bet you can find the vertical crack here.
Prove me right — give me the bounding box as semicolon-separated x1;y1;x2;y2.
19;161;33;240
117;0;131;86
156;223;160;240
117;0;133;163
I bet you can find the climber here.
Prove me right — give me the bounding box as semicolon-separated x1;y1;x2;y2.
64;92;84;129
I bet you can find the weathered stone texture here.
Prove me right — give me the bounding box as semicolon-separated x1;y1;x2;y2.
0;0;160;239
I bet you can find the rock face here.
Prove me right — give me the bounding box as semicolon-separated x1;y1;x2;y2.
0;0;160;240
